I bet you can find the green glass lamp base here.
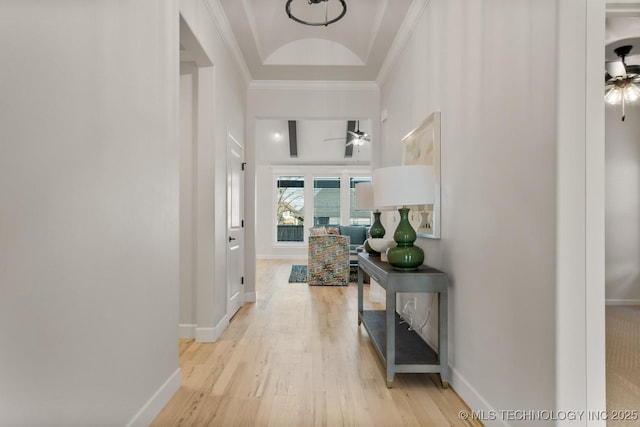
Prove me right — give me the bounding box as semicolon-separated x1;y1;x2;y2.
387;207;423;271
387;244;424;270
369;211;385;239
365;211;384;256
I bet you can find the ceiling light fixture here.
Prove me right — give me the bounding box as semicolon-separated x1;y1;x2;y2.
605;45;640;121
348;120;370;146
285;0;347;27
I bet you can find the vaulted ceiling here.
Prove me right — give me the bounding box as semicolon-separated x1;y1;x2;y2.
218;0;413;81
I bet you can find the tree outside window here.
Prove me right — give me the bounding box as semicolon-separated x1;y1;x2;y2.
276;176;304;242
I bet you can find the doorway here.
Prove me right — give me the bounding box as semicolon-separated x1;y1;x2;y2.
604;2;640;419
178;16;217;341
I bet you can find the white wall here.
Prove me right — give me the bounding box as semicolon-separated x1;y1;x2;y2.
605;102;640;303
379;0;557;423
0;1;180;426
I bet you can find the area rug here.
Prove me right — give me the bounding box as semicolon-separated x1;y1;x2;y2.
288;264;358;283
289;264;307;283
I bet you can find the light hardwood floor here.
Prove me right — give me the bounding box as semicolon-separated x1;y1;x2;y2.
152;260;482;427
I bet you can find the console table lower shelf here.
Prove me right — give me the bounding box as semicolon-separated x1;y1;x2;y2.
359;310;442;387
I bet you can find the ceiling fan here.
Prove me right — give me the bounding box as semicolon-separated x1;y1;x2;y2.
323;120;371;146
605;44;640;121
348;121;371;146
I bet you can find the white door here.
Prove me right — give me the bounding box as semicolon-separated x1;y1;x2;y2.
227;135;244;318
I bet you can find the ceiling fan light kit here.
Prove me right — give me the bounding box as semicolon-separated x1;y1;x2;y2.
285;0;347;27
347;120;371;146
605;44;640;121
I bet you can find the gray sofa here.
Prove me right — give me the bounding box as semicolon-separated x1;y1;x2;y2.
327;225;368;266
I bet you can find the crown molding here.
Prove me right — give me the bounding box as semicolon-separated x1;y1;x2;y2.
204;0;252;85
376;0;430;86
249;80;380;92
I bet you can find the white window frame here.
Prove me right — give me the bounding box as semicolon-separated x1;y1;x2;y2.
271;166;371;246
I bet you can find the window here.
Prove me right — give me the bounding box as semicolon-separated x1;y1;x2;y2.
276;176;304;242
350;177;372;225
313;177;340;226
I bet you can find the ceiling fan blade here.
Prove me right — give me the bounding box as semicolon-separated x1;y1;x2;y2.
626;65;640;76
323;137;346;141
348;130;371;139
606;60;626;78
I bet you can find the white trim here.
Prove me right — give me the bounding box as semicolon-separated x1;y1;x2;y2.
249;80;379;92
195;327;216;342
125;369;181;427
195;314;230;343
256;254;308;260
204;0;252;84
244;291;256;303
585;2;607;423
271;165;372;175
179;324;197;339
214;314;230;340
606;1;640;15
605;299;640;305
376;0;430;86
449;366;508;427
556;1;606;425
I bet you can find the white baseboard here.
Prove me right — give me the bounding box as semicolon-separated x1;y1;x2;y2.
179;324;196;339
195;314;229;343
449;366;507;427
606;299;640;305
195;327;215;342
256;254;308;260
244;291;256;302
126;368;181;427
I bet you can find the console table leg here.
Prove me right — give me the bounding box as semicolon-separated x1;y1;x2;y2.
439;291;449;388
386;289;396;390
357;267;364;326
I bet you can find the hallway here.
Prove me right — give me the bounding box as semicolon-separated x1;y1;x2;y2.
152;260;480;426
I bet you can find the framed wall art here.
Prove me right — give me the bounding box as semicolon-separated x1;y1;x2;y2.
401;111;441;239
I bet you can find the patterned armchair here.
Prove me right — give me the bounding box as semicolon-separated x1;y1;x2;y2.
307;234;350;286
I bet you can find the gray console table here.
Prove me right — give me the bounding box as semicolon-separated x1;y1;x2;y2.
357;253;449;388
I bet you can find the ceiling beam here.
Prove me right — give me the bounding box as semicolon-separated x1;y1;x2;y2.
344;120;356;158
288;120;298;158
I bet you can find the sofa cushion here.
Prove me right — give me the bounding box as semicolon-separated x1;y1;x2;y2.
338;225;367;249
309;226;327;236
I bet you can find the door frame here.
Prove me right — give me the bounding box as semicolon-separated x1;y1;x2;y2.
556;1;606;424
179;15;219;343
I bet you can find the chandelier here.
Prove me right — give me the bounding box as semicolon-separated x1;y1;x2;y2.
285;0;347;27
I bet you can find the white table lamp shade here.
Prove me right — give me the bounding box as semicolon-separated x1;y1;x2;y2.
373;165;435;207
354;182;374;211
